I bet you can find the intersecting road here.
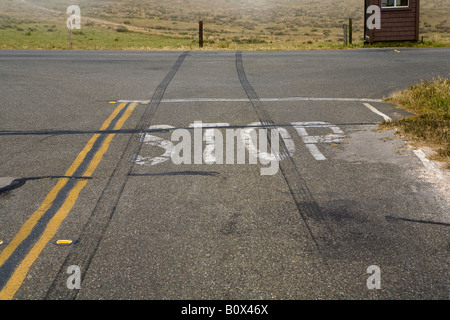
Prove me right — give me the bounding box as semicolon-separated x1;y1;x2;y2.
0;48;449;300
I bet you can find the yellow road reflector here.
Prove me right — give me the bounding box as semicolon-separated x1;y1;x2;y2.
141;102;149;105
109;101;116;104
56;240;73;245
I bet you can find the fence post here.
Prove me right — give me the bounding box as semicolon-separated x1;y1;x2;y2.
349;18;353;44
343;24;348;46
68;21;72;49
199;21;203;48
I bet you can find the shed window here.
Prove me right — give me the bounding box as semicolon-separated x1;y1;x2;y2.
381;0;409;8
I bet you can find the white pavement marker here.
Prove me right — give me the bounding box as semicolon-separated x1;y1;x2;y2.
363;103;392;122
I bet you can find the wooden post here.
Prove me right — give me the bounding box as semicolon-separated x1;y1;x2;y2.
199;20;203;48
68;21;72;49
349;18;353;45
343;24;348;46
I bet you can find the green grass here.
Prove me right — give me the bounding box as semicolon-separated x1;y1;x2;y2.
0;21;194;50
383;77;450;167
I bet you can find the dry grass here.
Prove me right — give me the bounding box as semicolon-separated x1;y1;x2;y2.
0;0;449;50
384;77;450;168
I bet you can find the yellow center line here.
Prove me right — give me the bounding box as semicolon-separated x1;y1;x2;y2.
0;103;127;269
0;102;137;300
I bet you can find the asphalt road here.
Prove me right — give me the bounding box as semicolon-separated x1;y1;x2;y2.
0;48;449;300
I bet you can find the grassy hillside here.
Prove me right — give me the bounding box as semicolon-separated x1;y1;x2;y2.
0;0;449;50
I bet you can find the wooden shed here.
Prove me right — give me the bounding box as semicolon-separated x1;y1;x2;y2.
364;0;420;43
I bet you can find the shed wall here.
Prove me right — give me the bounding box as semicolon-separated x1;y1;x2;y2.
366;0;420;42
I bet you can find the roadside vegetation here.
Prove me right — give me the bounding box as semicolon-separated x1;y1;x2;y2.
1;0;449;50
0;18;193;50
383;77;450;168
1;18;448;51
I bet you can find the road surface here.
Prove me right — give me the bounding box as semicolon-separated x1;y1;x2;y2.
0;48;449;300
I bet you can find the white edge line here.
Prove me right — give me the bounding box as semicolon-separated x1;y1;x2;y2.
118;97;383;103
413;149;444;180
363;102;392;122
413;149;436;170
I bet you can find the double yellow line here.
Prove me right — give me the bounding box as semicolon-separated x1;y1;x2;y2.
0;102;137;300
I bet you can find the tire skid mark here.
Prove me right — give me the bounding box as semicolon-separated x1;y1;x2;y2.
44;51;189;300
0;102;131;299
235;51;343;293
